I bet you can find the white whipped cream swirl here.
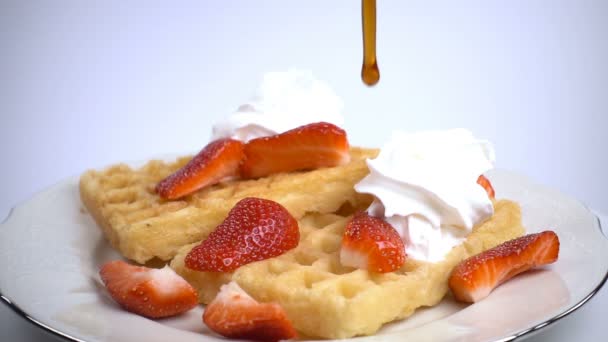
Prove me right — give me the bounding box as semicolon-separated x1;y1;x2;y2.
212;70;344;142
355;129;495;262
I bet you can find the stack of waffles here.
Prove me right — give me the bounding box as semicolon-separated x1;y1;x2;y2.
80;147;525;339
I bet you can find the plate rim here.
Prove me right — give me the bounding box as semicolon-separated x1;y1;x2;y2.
1;175;607;342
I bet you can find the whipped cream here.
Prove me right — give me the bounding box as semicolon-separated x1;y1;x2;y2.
355;129;495;262
212;70;344;142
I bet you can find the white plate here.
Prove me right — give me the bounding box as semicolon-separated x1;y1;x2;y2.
1;169;607;342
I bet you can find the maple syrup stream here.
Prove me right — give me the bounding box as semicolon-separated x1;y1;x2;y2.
361;0;379;86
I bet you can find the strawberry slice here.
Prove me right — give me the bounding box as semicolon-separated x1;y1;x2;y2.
449;230;560;303
185;197;299;272
340;212;406;273
156;138;245;199
203;282;297;341
477;174;495;199
240;122;350;179
99;260;199;318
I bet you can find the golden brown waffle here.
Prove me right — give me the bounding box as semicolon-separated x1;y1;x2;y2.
80;147;378;263
171;200;525;339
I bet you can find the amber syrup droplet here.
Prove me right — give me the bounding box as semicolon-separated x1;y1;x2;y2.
361;0;380;86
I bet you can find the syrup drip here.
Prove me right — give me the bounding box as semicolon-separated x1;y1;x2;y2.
361;0;380;86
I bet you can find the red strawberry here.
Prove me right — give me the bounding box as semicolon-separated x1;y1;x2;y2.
156;138;245;199
185;197;299;272
449;230;560;303
240;122;350;179
340;212;406;273
99;261;199;318
203;282;297;341
203;281;297;341
477;175;495;199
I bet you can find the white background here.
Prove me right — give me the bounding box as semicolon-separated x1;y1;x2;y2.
1;1;607;341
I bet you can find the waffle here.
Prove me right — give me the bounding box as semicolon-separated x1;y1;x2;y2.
171;199;524;339
79;147;378;264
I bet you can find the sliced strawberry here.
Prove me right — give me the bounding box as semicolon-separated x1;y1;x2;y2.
449;230;560;303
203;282;297;341
185;197;299;272
156;138;245;199
477;174;495;199
240;122;350;179
340;212;406;273
99;260;198;318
